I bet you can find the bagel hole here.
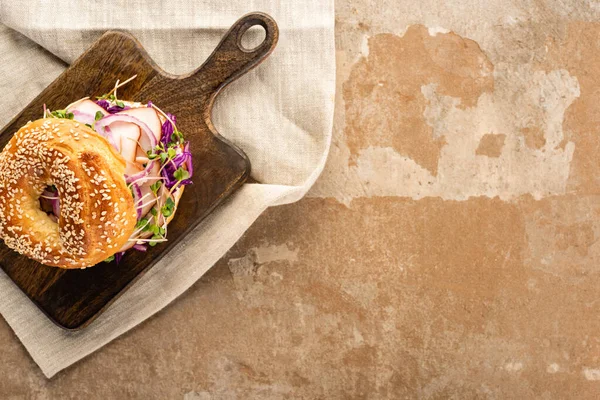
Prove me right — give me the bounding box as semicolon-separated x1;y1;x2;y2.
39;185;60;222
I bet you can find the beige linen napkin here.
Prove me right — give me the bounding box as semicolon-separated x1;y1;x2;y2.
0;0;334;378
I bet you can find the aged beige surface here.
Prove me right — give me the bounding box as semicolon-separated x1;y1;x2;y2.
2;0;600;398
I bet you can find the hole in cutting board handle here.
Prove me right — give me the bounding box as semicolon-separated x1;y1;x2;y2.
236;20;270;53
239;25;267;52
180;13;279;97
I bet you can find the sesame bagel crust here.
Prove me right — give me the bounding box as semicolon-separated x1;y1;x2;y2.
0;118;137;268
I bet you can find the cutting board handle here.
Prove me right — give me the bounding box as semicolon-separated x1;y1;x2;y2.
185;12;279;105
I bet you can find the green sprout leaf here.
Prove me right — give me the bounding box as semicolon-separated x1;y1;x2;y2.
95;111;104;121
148;224;165;236
173;167;190;181
161;197;175;217
50;109;69;119
150;181;161;194
149;234;162;247
135;218;148;230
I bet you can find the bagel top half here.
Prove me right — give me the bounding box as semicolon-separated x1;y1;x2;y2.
0;118;137;268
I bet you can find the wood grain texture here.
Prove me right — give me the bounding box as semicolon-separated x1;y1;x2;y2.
0;13;279;330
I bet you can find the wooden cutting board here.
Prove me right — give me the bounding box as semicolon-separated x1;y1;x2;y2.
0;13;278;330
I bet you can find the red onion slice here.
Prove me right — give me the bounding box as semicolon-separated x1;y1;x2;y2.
133;244;147;252
103;126;121;152
51;198;60;219
95;114;158;184
125;160;156;184
116;107;161;144
132;183;156;218
131;183;143;219
184;141;193;176
41;188;60;219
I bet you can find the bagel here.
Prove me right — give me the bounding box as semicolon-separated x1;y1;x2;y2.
0;118;137;268
0;87;194;269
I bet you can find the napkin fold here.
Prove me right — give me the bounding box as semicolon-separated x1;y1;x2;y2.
0;0;334;378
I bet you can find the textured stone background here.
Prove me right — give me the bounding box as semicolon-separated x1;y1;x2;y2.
2;0;600;398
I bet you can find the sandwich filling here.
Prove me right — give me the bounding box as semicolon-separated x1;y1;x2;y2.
40;76;193;263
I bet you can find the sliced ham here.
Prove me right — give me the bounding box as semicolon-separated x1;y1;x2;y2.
135;146;149;164
155;184;183;227
116;107;161;150
125;161;143;177
149;159;160;176
108;121;140;163
128;159;160;186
